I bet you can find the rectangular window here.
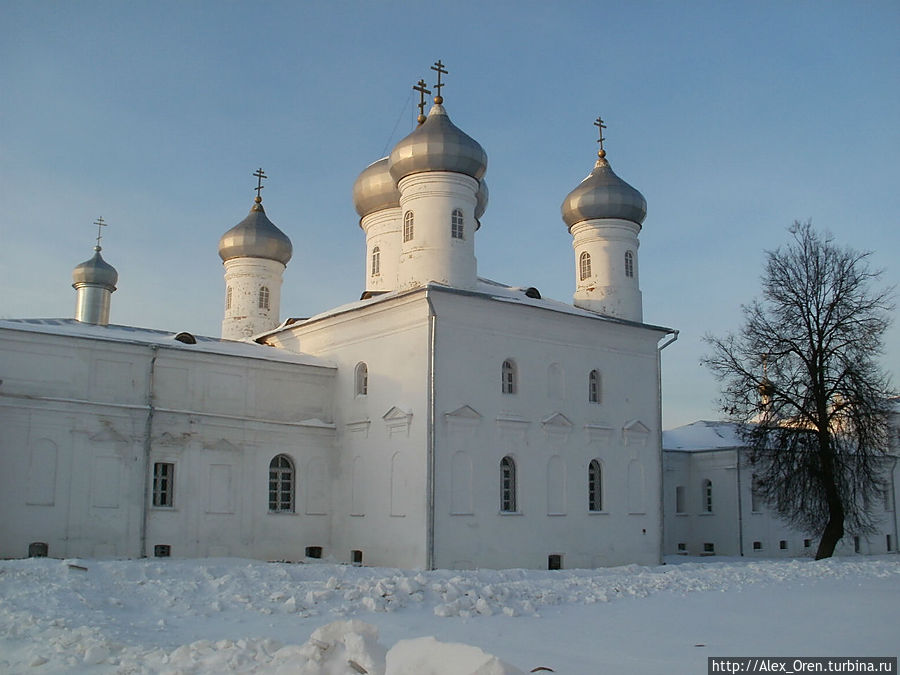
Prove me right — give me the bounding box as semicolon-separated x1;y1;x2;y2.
703;542;714;554
548;554;562;570
152;462;174;507
154;544;171;558
753;541;762;551
853;535;860;553
305;546;323;559
779;540;788;550
677;543;687;554
675;485;685;513
886;534;892;552
351;549;363;565
803;539;812;548
750;474;762;512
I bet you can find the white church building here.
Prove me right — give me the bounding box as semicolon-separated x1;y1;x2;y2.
0;69;678;569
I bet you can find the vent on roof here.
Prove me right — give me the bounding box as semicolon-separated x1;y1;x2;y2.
524;287;541;299
173;332;196;344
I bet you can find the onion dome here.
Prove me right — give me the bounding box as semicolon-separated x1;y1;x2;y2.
218;198;293;265
389;103;487;183
561;150;646;230
353;157;401;219
72;248;118;289
475;179;489;220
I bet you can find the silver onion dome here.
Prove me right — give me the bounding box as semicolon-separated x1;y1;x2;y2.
353;157;401;219
72;248;118;289
475;179;488;220
561;152;647;229
389;103;487;183
218;200;293;265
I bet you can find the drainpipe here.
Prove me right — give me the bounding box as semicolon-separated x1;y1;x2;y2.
425;291;437;570
656;330;678;562
140;345;158;558
735;449;744;556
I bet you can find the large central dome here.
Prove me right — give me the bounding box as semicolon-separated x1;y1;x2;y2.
389;104;487;183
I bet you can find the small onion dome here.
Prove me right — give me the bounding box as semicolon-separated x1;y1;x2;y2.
561;152;647;230
475;179;489;220
218;199;293;265
389;103;487;183
353;157;401;219
72;248;118;290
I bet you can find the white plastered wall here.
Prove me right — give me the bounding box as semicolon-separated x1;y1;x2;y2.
571;218;642;322
221;257;285;340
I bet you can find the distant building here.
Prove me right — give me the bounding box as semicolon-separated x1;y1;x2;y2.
0;73;677;569
662;415;900;558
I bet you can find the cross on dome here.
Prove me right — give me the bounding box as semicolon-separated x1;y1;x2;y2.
594;115;607;157
431;59;447;104
93;216;107;250
252;168;267;203
413;79;431;124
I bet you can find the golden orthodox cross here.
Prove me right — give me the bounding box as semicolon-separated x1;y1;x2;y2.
594;116;607;153
413;79;431;122
253;168;267;200
93;216;107;248
431;59;447;102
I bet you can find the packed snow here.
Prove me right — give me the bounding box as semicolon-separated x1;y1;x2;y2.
1;555;897;673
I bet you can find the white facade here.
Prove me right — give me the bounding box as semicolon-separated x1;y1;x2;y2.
0;85;676;569
663;420;900;558
571;218;642;322
221;257;286;340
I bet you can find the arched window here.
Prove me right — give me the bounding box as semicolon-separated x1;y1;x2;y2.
500;456;517;512
371;246;381;276
258;286;270;310
355;362;368;396
269;455;294;512
624;250;634;278
589;369;601;403
702;479;713;513
451;208;464;239
225;286;233;310
403;211;414;242
501;359;517;395
579;251;592;281
588;460;603;511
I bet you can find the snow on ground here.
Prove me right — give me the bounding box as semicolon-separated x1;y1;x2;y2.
0;555;897;674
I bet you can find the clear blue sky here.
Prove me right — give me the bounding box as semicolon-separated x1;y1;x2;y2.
2;1;898;429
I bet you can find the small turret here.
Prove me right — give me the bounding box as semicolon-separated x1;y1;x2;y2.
72;217;118;326
219;169;293;340
562;117;646;321
387;61;487;291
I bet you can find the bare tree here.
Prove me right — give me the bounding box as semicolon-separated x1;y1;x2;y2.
703;222;895;559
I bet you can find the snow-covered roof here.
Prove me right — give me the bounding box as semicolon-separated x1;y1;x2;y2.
0;318;334;369
663;420;747;452
264;278;675;338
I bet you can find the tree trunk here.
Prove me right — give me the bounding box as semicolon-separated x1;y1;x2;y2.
815;508;844;559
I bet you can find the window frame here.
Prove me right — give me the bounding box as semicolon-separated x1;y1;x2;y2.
675;485;686;514
403;211;414;242
501;359;517;395
579;251;592;281
225;286;233;311
258;286;270;310
588;459;603;512
355;362;368;396
152;462;175;508
268;454;295;513
624;250;634;278
702;479;713;513
500;456;517;513
588;369;601;403
371;246;381;277
451;208;464;240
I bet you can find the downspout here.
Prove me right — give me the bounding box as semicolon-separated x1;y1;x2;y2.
140;345;158;558
425;291;437;570
735;449;744;556
891;456;898;554
656;330;678;563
